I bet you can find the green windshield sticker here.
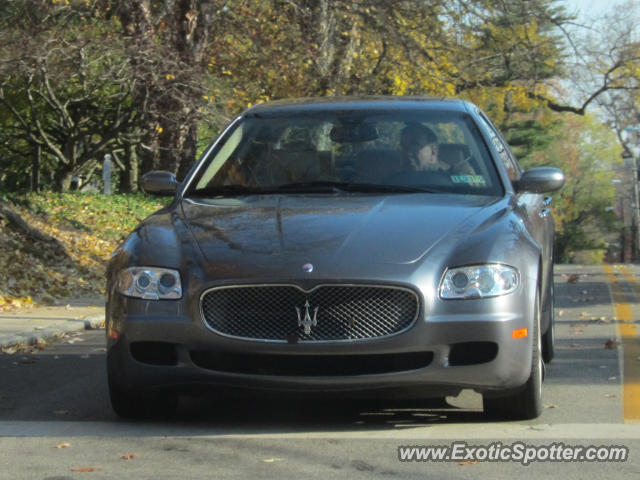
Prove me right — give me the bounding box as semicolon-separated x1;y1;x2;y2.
451;175;487;185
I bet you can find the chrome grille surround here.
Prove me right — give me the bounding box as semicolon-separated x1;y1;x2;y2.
200;284;420;343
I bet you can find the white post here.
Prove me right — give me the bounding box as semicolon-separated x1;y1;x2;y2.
103;153;112;195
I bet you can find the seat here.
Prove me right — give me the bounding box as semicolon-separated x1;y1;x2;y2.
438;143;477;175
353;149;403;183
253;128;330;184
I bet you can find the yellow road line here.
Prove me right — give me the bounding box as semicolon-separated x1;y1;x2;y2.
602;265;640;423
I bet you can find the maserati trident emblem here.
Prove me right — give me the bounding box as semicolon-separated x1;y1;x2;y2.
296;300;319;335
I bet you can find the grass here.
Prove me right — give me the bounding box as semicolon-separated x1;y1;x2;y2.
0;192;169;308
19;192;170;242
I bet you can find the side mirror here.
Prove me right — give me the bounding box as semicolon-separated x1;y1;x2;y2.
515;167;565;194
141;171;178;196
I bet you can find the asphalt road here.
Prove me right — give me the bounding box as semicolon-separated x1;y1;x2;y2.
1;265;639;479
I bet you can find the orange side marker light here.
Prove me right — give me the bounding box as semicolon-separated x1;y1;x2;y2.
512;328;528;339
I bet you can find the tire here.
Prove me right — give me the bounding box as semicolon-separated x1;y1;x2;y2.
483;291;543;420
541;278;555;363
108;377;178;420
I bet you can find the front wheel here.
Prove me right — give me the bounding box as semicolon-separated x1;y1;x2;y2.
483;292;543;420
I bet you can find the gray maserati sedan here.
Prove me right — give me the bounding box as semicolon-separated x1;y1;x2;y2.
106;97;564;420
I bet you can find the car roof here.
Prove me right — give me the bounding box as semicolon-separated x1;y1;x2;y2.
244;96;472;115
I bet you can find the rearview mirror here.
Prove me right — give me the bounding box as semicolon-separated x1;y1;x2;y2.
329;124;379;143
515;167;565;194
141;171;178;196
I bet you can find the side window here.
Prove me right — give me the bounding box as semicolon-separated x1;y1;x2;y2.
475;110;521;182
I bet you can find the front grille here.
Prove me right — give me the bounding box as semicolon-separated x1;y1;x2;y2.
201;285;419;342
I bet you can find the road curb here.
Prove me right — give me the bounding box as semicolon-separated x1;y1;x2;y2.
0;313;105;351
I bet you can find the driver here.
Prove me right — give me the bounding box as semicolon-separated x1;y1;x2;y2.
400;123;449;172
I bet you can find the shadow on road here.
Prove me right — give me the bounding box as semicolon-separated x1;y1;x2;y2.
169;395;486;432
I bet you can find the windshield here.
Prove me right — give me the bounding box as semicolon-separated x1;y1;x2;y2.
187;110;503;197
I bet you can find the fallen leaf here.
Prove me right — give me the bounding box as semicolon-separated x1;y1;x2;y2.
56;442;71;449
458;460;479;466
2;346;18;355
567;274;580;284
544;404;558;409
71;467;101;472
557;310;564;317
604;394;616;398
121;454;137;460
608;377;617;381
262;458;283;463
604;339;620;349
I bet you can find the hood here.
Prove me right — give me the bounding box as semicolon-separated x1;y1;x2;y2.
180;194;501;265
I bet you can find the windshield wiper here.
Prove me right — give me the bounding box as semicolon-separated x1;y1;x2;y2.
188;181;441;197
188;185;277;197
275;181;441;193
272;181;349;193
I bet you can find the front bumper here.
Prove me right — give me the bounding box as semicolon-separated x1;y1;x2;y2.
106;286;534;397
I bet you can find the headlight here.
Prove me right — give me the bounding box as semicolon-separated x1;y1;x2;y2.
117;267;182;300
439;264;519;299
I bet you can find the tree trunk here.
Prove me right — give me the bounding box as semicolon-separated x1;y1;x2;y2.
177;122;198;181
140;125;159;175
118;1;213;178
0;203;70;258
31;143;41;192
157;122;181;174
121;144;139;192
53;168;74;192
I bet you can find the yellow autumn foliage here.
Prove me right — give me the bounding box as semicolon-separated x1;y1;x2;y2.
0;193;167;307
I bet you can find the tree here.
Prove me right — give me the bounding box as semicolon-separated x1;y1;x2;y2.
532;0;640;116
0;1;137;191
525;115;622;262
114;0;221;179
211;0;570;109
0;0;636;197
